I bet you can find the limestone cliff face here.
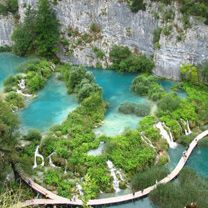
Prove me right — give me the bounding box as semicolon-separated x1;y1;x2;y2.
0;15;15;46
1;0;208;80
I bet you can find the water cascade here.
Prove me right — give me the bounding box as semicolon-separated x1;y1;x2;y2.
106;160;122;193
76;183;84;196
155;122;177;148
18;79;26;90
64;159;67;174
33;145;44;169
180;119;192;135
140;132;156;150
48;152;56;168
87;141;105;156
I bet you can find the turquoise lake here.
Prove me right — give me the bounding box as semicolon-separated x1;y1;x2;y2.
1;53;208;208
19;77;78;132
0;53;28;88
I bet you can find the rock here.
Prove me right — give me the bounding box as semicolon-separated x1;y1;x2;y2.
0;14;15;46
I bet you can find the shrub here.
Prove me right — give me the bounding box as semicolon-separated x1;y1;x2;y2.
158;93;181;113
131;166;169;192
109;45;154;73
131;74;165;100
24;130;42;142
90;22;101;33
126;0;146;13
5;92;25;109
0;0;18;15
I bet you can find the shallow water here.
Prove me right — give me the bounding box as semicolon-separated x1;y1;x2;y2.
89;69;148;136
0;53;28;88
19;77;78;132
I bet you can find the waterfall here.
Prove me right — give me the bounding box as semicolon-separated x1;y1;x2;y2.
76;183;84;196
64;159;67;174
48;152;56;168
155;122;177;149
18;79;26;90
140;132;156;150
180;119;192;135
33;145;44;169
106;160;120;193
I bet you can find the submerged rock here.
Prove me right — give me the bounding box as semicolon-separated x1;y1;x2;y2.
118;102;151;117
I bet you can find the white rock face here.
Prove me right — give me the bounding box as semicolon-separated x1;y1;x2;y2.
0;15;15;46
154;24;208;80
1;0;208;80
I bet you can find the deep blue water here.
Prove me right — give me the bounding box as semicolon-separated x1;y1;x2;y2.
0;53;28;88
19;77;78;132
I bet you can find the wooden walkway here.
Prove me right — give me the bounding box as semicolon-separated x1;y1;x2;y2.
20;130;208;207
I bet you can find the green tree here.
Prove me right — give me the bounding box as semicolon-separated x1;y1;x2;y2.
12;6;37;56
0;100;19;183
35;0;60;58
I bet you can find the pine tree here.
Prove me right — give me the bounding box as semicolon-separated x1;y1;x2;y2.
35;0;60;58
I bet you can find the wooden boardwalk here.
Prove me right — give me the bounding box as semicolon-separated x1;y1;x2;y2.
20;130;208;207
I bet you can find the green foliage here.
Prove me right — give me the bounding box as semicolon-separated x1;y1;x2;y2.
12;7;37;56
12;0;60;58
131;166;169;192
158;93;181;113
153;27;162;49
118;102;151;117
90;22;101;33
105;130;155;173
131;74;165;100
109;45;154;73
93;47;105;59
0;0;18;15
150;168;208;208
180;64;199;83
5;92;25;109
24;129;42;142
126;0;146;12
60;64;101;102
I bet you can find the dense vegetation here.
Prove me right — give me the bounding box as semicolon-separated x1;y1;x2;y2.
131;74;165;101
4;59;54;109
150;168;208;208
0;100;19;185
12;0;60;58
109;45;154;73
0;0;18;16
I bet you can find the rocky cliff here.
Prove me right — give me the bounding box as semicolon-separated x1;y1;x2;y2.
0;14;14;46
0;0;208;80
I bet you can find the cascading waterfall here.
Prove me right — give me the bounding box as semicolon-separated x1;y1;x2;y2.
76;183;84;196
140;132;156;150
64;159;67;174
180;119;192;135
33;145;44;169
155;122;177;148
106;160;121;193
18;79;26;90
48;152;56;168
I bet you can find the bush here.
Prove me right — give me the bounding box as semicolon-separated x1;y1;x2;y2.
109;45;154;73
24;130;42;142
158;93;181;113
131;166;169;192
5;92;25;109
90;22;101;33
126;0;146;13
131;74;165;100
0;0;18;15
150;168;208;208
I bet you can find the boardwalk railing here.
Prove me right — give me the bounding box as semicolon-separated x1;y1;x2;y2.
19;130;208;207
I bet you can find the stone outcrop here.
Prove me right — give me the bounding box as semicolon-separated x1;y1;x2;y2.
0;14;15;46
1;0;208;80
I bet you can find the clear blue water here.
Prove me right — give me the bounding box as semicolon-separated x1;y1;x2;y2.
0;53;28;88
159;80;187;98
88;69;149;136
19;76;78;132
